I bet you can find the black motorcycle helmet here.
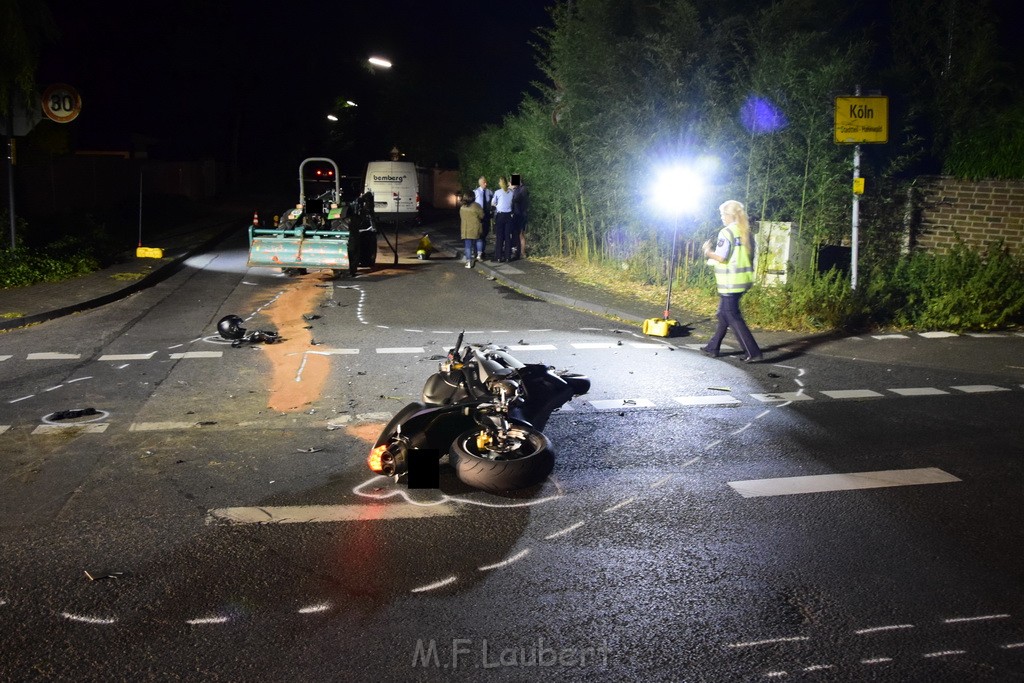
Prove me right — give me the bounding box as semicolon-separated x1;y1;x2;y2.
217;314;246;340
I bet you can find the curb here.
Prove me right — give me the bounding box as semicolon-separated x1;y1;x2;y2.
0;219;242;332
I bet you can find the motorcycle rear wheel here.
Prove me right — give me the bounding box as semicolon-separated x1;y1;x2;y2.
449;425;554;492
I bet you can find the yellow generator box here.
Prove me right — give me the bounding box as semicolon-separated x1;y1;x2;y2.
642;317;677;337
136;246;164;259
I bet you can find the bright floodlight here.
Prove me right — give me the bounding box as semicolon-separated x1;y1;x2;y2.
345;100;358;107
652;166;705;218
326;114;339;122
368;56;392;68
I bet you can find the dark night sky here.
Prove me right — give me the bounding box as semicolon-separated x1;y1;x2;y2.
37;0;555;174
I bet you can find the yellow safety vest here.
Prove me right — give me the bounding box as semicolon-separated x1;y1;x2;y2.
714;227;754;294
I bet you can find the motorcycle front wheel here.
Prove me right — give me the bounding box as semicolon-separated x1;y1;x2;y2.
449;425;554;492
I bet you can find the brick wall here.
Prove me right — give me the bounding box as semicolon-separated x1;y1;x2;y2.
913;176;1024;254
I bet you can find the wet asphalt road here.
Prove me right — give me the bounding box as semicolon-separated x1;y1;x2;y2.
0;232;1023;681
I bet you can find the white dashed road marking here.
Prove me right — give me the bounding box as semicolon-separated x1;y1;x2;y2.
674;395;742;407
589;398;656;410
375;347;425;354
98;353;157;361
820;389;885;400
951;385;1012;394
169;351;222;359
728;467;961;498
27;352;81;360
32;424;109;435
750;392;812;403
207;503;458;524
889;387;949;396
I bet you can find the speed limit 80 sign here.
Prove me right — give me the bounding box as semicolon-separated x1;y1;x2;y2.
41;84;82;123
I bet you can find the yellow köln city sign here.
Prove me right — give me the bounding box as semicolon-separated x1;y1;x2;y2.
834;96;888;144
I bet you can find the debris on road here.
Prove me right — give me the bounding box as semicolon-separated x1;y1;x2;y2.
84;569;126;581
50;408;100;421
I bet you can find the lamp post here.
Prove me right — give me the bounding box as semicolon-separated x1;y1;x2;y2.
644;165;706;337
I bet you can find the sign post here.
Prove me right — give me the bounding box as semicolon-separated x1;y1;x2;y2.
834;91;888;289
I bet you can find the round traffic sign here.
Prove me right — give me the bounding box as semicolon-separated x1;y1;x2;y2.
41;84;82;123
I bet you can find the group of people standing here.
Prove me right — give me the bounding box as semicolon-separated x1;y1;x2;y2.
459;175;528;268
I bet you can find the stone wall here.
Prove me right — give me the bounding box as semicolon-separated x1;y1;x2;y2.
913;176;1024;254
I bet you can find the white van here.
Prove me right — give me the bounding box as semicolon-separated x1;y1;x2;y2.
364;161;419;223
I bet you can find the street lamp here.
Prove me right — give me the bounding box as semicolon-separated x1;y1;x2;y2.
643;164;707;337
368;56;392;69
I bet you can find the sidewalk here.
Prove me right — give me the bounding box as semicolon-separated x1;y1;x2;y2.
0;204;712;342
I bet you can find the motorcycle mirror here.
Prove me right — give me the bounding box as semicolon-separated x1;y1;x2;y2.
449;330;465;360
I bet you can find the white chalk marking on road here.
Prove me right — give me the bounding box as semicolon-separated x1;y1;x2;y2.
430;330;454;334
478;548;530;571
61;612;116;625
730;423;752;436
33;424;109;435
186;616;230;625
943;614;1010;624
410;576;456;593
589;398;656;410
307;348;359;355
242;281;257;286
169;351;223;359
376;347;425;354
855;624;914;635
130;422;197;431
403;328;423;333
580;327;603;331
681;457;701;468
820;389;885;400
490;329;510;333
674;395;742;407
889;387;949;396
98;352;156;361
44;385;62;392
297;602;332;614
794;379;804;387
572;342;620;349
376;325;389;329
207;503;458;525
729;467;961;498
603;498;635;513
772;363;797;369
652;474;673;488
923;650;965;658
751;392;813;403
506;344;557;352
871;334;909;340
167;343;183;349
764;672;787;678
27;352;81;360
0;355;11;361
966;332;1005;338
861;657;893;664
9;395;34;403
67;376;90;383
707;439;723;449
295;353;308;382
1002;642;1024;649
951;384;1010;393
545;521;585;539
919;331;958;338
0;426;8;435
755;410;771;420
528;329;552;332
728;636;809;648
803;665;834;672
116;364;129;369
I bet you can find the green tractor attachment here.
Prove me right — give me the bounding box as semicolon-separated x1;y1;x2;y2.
247;157;377;277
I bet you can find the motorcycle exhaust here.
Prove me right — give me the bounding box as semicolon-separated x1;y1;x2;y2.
368;441;408;477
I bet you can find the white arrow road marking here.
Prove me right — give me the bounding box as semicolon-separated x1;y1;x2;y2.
728;467;960;498
206;503;458;525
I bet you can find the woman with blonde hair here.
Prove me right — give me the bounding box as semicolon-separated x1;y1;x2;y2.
701;200;762;362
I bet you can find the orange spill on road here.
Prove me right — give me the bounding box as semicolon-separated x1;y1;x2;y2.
262;277;331;412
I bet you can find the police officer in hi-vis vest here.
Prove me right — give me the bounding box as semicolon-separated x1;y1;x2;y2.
700;199;763;363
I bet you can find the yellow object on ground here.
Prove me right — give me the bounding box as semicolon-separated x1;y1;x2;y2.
642;317;678;337
136;247;164;258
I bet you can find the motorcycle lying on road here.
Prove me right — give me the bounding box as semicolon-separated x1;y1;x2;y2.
368;333;590;492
